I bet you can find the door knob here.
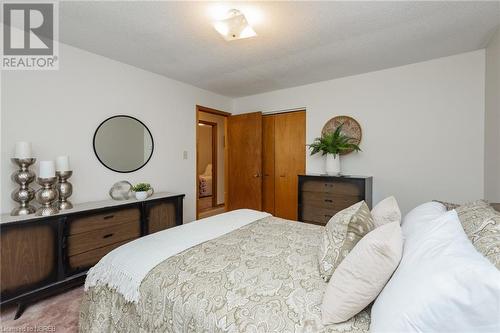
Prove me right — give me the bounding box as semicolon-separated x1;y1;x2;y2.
253;173;261;178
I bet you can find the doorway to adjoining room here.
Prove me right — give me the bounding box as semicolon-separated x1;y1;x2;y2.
196;106;229;219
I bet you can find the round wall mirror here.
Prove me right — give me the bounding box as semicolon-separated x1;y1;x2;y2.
93;115;154;173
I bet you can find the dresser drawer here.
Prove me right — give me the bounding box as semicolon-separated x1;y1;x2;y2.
68;239;132;270
67;208;140;235
301;191;362;209
301;206;339;225
67;220;140;256
301;180;363;196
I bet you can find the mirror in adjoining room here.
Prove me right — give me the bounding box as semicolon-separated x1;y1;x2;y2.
93;115;154;173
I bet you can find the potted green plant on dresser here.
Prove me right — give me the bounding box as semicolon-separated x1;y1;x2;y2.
308;124;361;175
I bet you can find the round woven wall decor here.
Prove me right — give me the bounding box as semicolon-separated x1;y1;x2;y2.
321;115;362;155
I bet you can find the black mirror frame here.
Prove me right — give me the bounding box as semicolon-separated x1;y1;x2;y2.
93;115;154;173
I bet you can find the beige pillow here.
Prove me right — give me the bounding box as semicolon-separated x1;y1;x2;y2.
322;222;403;324
371;196;401;227
318;201;375;281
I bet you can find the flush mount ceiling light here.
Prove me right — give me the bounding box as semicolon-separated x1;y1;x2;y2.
213;9;257;41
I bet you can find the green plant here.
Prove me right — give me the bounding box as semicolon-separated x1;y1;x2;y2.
132;183;151;192
308;123;361;156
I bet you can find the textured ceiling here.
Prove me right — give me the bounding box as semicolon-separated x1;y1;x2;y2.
59;1;500;97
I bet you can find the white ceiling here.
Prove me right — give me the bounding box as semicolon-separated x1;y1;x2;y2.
59;1;500;97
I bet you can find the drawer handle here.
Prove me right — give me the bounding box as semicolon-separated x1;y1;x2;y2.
103;233;114;239
324;199;333;203
103;215;114;220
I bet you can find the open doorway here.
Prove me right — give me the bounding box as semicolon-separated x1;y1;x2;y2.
196;106;230;219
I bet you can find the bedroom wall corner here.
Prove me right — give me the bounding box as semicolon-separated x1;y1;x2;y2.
485;26;500;203
0;42;232;222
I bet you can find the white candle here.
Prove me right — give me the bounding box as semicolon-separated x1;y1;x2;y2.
14;141;32;158
56;156;70;171
39;161;55;178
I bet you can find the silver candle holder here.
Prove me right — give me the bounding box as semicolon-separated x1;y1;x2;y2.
35;177;59;216
10;158;37;216
56;170;73;210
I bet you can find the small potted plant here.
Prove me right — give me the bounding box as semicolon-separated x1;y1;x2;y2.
308;123;361;175
132;183;153;200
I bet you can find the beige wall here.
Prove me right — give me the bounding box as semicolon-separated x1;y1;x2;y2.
485;27;500;202
198;112;226;205
233;51;486;213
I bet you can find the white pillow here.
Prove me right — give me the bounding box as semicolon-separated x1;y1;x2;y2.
371;210;500;333
401;201;446;237
321;222;403;324
371;196;401;227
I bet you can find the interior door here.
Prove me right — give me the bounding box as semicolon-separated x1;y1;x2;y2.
227;112;263;211
262;115;275;214
274;111;306;220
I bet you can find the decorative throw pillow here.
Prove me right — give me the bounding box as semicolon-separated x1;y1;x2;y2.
371;196;401;227
321;222;403;324
318;201;375;281
455;201;500;269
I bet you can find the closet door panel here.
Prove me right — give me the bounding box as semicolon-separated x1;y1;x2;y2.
228;112;263;211
274;111;306;220
262;115;275;214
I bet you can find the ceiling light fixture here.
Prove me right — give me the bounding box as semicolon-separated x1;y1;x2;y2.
213;9;257;41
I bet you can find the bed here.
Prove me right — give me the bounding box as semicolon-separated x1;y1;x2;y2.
79;210;370;332
79;202;500;333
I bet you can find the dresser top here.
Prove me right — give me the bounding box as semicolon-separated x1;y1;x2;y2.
299;173;373;179
0;192;184;225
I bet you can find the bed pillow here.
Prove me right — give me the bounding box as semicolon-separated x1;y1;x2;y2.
401;201;446;237
371;196;401;227
318;201;374;281
455;201;500;269
371;210;500;333
321;222;403;324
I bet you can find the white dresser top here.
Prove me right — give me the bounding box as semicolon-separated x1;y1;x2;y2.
0;192;184;225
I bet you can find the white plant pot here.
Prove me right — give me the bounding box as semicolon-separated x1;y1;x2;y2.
135;191;148;200
325;154;341;175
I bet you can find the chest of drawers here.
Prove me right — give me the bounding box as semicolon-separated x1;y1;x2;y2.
298;175;372;225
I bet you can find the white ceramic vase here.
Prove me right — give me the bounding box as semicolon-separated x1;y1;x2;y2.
135;191;148;200
325;153;341;175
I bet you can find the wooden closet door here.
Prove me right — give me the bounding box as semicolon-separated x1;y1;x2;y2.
227;112;263;211
274;111;306;220
262;115;275;214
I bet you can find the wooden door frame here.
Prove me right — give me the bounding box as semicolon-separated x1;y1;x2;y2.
198;120;218;208
196;105;231;220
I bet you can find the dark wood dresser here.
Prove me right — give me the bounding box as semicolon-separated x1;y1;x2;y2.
298;174;372;225
0;192;184;318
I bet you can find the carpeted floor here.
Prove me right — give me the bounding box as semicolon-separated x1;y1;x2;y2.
0;286;83;332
